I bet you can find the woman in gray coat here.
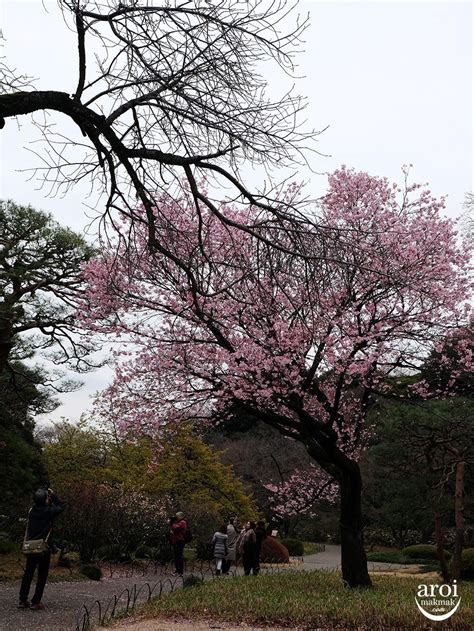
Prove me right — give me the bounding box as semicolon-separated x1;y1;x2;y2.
212;524;228;575
222;517;239;574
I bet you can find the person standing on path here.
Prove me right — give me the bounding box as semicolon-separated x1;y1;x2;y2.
212;524;228;575
222;516;239;574
18;487;65;610
239;521;257;576
253;519;267;575
169;511;188;576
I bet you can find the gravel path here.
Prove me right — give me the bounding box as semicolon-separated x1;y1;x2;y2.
0;571;181;631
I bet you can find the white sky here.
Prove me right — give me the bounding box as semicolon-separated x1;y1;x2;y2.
0;0;472;425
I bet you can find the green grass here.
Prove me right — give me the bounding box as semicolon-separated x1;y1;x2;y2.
130;571;474;630
302;541;324;555
183;546;196;561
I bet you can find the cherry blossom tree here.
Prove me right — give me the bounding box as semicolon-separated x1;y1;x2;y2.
81;167;472;587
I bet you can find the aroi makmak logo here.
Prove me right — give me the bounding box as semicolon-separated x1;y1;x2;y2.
415;580;461;621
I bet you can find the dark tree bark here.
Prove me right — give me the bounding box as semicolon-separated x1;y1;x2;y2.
339;462;372;587
450;460;465;580
305;431;372;588
434;509;451;583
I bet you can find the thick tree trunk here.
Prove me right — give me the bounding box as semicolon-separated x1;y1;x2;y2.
450;460;465;580
339;463;372;587
434;509;450;583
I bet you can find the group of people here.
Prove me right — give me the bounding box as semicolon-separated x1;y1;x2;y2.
212;518;267;576
19;495;268;611
169;511;268;577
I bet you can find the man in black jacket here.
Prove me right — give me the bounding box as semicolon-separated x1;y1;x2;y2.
18;488;65;610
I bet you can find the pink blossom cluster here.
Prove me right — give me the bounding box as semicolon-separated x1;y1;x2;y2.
264;463;338;518
80;168;472;453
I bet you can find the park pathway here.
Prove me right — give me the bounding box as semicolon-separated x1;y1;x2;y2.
0;570;179;631
303;543;415;573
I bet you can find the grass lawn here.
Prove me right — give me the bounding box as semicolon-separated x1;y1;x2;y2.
128;570;473;630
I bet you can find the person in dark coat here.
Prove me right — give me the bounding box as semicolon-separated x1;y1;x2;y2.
18;488;65;610
169;511;188;576
254;519;267;575
238;520;257;575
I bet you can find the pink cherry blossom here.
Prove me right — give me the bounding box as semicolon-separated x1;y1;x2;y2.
80;167;472;520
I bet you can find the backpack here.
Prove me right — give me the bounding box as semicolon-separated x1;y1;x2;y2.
184;527;193;543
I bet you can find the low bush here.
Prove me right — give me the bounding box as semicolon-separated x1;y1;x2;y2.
183;574;203;588
0;540;17;554
95;544;132;563
461;548;474;580
155;544;174;563
195;541;214;561
135;545;154;559
80;564;102;581
281;538;304;556
366;551;406;564
56;551;81;568
260;537;289;563
402;544;451;560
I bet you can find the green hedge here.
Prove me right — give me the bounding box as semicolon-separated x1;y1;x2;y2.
281;538;304;556
402;544;451;560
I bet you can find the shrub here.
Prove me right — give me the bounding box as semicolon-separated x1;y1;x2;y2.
461;548;474;580
56;551;80;568
195;541;214;561
0;540;17;554
280;538;304;556
183;574;203;588
364;528;422;549
364;528;396;548
366;551;406;564
80;564;102;581
260;537;289;563
402;544;451;560
95;544;132;563
153;544;174;564
135;544;154;559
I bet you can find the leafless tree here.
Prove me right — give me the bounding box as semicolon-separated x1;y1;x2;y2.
0;0;317;254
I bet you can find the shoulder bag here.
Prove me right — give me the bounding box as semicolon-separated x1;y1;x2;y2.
22;510;50;555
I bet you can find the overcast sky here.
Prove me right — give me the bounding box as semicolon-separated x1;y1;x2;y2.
0;0;472;425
